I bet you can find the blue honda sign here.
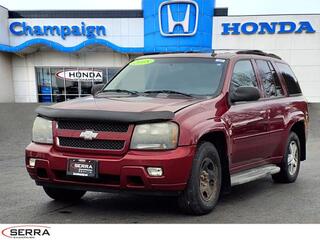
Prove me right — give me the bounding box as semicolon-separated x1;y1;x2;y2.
143;0;215;53
158;0;199;37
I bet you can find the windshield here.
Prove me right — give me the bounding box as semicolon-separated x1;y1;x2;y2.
102;58;227;97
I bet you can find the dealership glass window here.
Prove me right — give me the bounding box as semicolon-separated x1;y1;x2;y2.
36;67;120;103
36;68;52;103
50;67;67;102
108;67;121;81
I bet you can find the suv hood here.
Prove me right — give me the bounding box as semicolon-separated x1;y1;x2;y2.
36;96;205;123
50;95;203;113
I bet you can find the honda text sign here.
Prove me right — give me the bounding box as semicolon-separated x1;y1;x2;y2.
159;0;199;36
56;69;103;82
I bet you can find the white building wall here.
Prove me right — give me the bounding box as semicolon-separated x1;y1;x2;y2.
0;6;9;45
12;50;131;102
0;52;14;102
0;6;14;102
213;15;320;102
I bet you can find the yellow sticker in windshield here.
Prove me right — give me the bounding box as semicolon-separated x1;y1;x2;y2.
130;59;155;66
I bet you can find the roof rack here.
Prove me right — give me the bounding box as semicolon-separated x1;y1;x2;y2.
143;51;205;56
236;50;282;60
212;49;282;60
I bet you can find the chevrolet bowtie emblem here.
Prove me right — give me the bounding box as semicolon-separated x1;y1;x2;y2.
80;130;98;140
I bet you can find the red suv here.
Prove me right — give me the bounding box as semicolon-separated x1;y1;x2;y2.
26;50;308;215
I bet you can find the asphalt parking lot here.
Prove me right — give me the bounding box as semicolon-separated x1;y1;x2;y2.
0;103;319;223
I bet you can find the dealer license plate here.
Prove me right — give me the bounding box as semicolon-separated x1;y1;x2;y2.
67;159;98;178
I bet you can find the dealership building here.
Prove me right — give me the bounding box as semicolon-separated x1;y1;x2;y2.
0;0;319;103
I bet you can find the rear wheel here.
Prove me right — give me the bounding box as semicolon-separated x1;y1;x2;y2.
272;132;301;183
43;186;86;201
178;142;222;215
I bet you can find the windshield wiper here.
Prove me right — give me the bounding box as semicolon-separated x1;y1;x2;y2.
100;89;140;96
143;90;194;98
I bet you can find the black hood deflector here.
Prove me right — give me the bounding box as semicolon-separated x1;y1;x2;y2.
36;106;175;123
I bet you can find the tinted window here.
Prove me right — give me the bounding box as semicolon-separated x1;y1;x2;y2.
276;63;302;95
256;60;284;98
104;58;227;96
231;60;258;93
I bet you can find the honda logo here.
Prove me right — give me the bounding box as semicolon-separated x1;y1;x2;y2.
159;0;199;37
80;130;98;141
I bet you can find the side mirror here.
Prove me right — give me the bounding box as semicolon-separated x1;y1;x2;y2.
91;84;105;95
230;86;261;103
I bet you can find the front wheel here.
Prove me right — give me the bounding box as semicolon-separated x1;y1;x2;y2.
43;186;86;202
272;132;301;183
178;142;222;215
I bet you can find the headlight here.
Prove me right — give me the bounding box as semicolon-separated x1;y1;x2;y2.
130;122;179;150
32;117;53;144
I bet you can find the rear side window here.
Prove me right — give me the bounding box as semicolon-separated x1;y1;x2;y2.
231;60;258;93
276;63;302;95
256;60;284;98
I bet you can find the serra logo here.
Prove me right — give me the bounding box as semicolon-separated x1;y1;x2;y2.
1;225;50;239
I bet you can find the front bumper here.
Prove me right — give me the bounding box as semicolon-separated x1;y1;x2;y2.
25;143;196;192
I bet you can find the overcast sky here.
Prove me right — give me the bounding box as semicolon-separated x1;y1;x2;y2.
0;0;319;15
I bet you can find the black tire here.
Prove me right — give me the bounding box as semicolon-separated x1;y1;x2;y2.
272;132;301;183
43;186;86;201
178;142;222;215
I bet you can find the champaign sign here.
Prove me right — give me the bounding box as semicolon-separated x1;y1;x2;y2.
56;69;103;82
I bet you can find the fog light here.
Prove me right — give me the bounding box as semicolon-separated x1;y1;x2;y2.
29;158;37;168
147;167;163;177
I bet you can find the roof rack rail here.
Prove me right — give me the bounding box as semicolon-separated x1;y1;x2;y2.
211;49;282;60
143;51;205;56
211;49;240;56
236;50;282;60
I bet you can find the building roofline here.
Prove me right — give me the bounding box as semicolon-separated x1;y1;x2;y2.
0;5;8;10
8;10;144;18
8;7;228;18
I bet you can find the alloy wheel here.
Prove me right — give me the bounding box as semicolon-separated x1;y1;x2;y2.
287;140;299;176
